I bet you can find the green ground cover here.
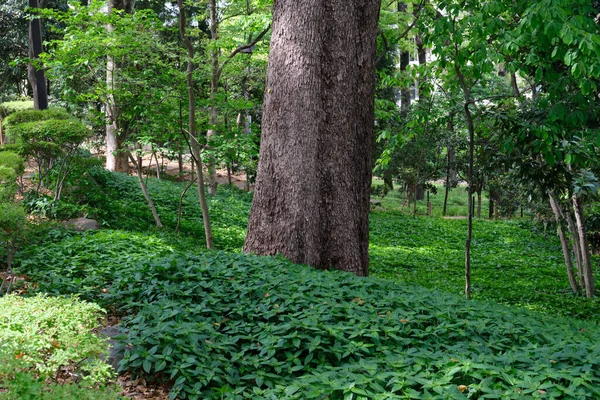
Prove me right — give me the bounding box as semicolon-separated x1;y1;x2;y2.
10;171;600;399
371;179;487;217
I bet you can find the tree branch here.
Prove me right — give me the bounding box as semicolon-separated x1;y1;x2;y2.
217;25;271;78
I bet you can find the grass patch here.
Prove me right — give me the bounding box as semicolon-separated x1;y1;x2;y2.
81;167;252;250
369;211;600;320
372;179;487;217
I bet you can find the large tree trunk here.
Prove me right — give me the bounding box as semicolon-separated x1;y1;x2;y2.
105;0;134;172
244;0;381;276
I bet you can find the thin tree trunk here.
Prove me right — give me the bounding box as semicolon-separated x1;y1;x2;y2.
176;177;197;233
476;189;482;219
128;153;163;228
455;59;474;300
0;244;15;295
548;191;578;292
443;147;454;217
565;208;584;286
244;0;381;276
178;152;183;176
572;195;595;297
206;0;219;196
152;149;161;180
177;0;213;249
412;184;417;217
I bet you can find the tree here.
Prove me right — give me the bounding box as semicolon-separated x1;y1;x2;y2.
176;0;213;249
105;0;135;172
244;0;382;276
28;0;48;110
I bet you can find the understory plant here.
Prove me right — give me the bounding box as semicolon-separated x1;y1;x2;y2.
109;252;600;399
0;294;114;388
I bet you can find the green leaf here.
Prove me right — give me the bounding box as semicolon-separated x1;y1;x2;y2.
142;359;152;373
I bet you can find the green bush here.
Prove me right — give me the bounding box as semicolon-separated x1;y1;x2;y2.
4;109;90;200
0;294;113;387
0;372;123;400
0;144;22;154
0;203;26;237
0;151;24;176
0;100;34;118
22;192;86;220
3;108;70;126
0;166;17;200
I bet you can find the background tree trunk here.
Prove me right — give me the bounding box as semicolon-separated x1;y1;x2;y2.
244;0;381;276
205;0;219;196
105;0;134;172
177;0;213;249
28;0;48;110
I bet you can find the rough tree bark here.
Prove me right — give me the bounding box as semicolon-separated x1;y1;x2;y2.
105;0;134;172
244;0;381;276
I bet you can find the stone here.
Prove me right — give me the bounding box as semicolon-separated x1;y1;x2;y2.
100;324;123;371
63;217;100;231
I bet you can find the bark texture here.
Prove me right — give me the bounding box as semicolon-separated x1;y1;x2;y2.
244;0;381;276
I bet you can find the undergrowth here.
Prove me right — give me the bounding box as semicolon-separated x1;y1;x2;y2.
13;170;600;399
99;253;600;399
0;294;120;399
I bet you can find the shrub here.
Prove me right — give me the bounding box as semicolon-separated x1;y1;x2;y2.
0;294;113;387
0;166;17;201
0;151;24;176
3;108;70;126
4;109;90;200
